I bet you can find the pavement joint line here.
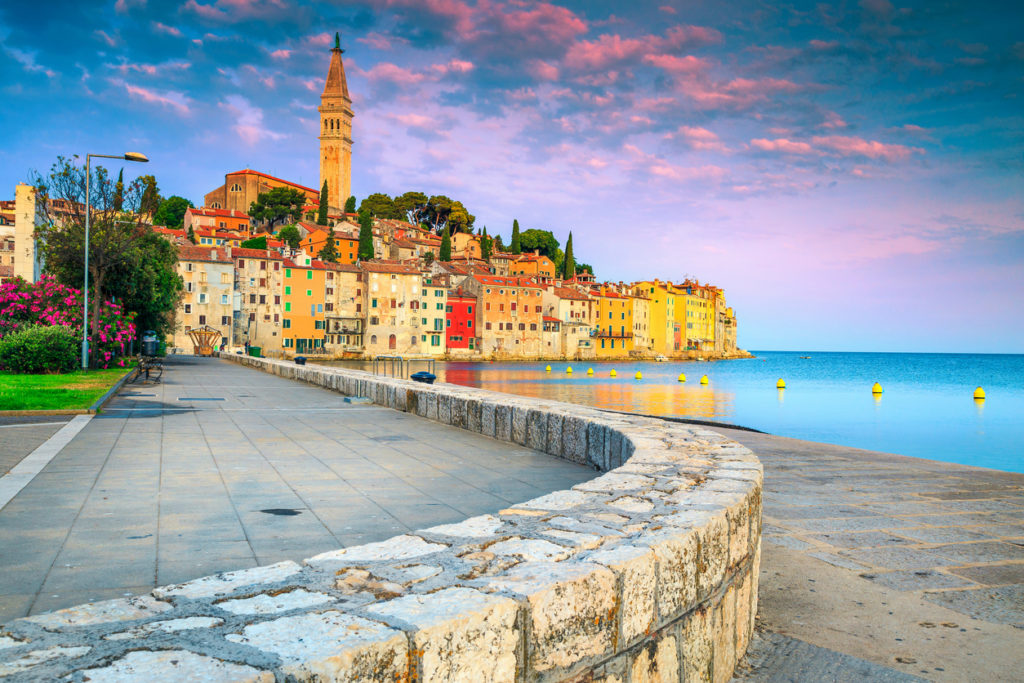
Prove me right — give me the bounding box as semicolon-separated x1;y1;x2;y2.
0;414;93;512
102;407;388;412
0;421;71;429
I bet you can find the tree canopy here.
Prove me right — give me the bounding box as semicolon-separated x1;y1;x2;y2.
317;181;329;226
276;224;302;250
439;227;452;261
240;234;267;250
518;228;560;260
359;193;402;220
249;186;305;230
318;230;339;263
344;195;357;213
357;210;375;260
480;227;492;262
153;195;194;230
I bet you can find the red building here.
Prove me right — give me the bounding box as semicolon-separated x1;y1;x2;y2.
445;287;477;350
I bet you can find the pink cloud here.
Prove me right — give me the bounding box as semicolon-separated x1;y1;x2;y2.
811;135;923;161
750;138;816;155
642;54;709;74
270;49;291;60
383;0;585;47
152;22;183;37
809;39;838;50
309;32;332;48
115;0;145;13
183;0;292;23
362;62;427;86
432;59;474;75
394;113;434;129
358;32;407;50
95;30;117;47
659;5;677;13
220;94;283;145
528;59;559;81
118;81;191;115
567;25;719;72
821;111;847;129
671;126;728;152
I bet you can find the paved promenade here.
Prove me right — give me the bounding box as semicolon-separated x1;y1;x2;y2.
0;357;593;623
717;428;1024;682
0;417;70;476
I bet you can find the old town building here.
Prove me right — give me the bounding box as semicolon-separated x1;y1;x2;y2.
171;246;235;352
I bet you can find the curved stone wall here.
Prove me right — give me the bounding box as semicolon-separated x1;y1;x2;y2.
0;356;761;682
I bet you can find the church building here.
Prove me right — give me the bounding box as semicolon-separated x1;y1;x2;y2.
203;32;354;215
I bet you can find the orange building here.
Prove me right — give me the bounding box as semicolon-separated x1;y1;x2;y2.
509;251;556;282
281;253;328;354
298;222;359;264
460;275;544;357
204;169;320;213
183;207;251;235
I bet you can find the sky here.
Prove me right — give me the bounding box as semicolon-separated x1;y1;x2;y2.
1;0;1022;353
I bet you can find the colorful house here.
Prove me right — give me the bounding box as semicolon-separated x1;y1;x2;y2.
445;287;477;352
281;253;328;354
590;287;634;358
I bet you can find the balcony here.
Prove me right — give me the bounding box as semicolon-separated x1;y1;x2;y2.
591;330;634;339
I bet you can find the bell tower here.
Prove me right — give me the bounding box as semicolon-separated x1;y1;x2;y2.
318;31;353;212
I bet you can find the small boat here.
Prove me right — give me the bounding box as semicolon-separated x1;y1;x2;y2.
655;355;669;362
799;356;811;359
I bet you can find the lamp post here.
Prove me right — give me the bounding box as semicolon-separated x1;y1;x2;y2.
82;152;149;370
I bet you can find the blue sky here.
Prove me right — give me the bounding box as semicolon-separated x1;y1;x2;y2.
2;0;1022;352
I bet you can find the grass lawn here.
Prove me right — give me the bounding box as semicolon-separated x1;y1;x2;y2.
0;367;132;411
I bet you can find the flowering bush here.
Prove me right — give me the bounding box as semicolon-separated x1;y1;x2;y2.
0;275;136;370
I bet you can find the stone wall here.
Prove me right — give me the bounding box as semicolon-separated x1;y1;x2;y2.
0;356;762;682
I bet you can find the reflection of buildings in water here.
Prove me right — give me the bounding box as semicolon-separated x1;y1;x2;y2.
320;361;733;420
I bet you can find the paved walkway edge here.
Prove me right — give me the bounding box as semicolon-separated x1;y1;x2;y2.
0;414;92;511
88;367;136;413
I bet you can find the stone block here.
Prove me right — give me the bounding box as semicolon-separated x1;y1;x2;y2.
437;393;452;424
520;489;601;511
629;629;679;683
711;583;737;683
307;535;447;567
575;472;654;494
681;606;712;683
585;544;657;645
489;538;572;561
726;501;750;570
511;405;529;445
225;611;407;682
562;416;588;464
527;409;548;452
366;587;519;682
216;589;334;616
450;395;468;429
423;514;504;538
587;422;608;471
153;561;302;600
546;412;564;456
607;430;626;469
494;405;512;441
425;392;439;421
481;402;497;437
694;512;728;604
72;650;274;683
391;385;407;412
644;528;700;624
735;568;753;657
466;398;483;433
485;561;617;681
104;617;224;641
0;646;91;678
405;388;418;415
21;595;171;630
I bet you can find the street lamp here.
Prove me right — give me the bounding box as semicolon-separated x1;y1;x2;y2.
82;152;149;370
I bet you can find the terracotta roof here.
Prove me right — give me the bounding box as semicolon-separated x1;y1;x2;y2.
231;248;282;260
178;245;232;263
324;262;361;273
552;286;590;301
360;261;421;275
542;316;561;323
190;207;250;220
226;169;318;195
392;238;415;249
473;275;541;289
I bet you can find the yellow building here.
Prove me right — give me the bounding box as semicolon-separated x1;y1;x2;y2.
676;281;716;353
419;275;447;355
171;246;235;352
590;287;634;358
281;253;328;354
633;280;680;356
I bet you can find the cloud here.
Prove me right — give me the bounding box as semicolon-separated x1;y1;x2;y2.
116;80;191;114
361;62;427;85
564;25;720;72
669;126;728;152
358;32;407;50
152;22;183;37
750;138;816;155
641;54;709;74
811;135;923;161
270;49;291;60
393;112;434;129
220;94;283;144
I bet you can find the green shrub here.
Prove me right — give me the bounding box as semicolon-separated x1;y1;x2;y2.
0;325;80;374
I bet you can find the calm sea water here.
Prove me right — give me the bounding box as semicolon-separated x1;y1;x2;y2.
319;352;1024;474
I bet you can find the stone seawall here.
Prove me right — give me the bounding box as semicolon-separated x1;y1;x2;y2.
0;356;761;682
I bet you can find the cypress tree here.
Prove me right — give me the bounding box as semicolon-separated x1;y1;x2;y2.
317;181;329;225
439;226;452;262
480;227;492;262
318;230;339;263
357;209;375;261
510;219;521;254
187;225;197;244
344;195;357;213
113;169;124;211
562;231;575;280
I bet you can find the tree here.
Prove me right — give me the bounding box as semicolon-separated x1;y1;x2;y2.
318;230;339;263
153;195;194;229
494;234;505;252
138;174;161;216
510;219;521;254
240;234;268;250
187;226;197;244
448;200;475;233
344;195;356;213
395;191;428;224
439;227;452;261
317;181;329;226
249;186;305;230
562;231;575;280
357;209;375;260
359;193;401;219
480;227;492;262
31;156;182;364
113;169;124;212
276;224;302;250
519;228;559;259
576;262;594;277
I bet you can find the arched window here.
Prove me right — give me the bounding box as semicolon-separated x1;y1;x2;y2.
411;336;417;345
370;334;377;345
388;334;397;350
230;183;241;192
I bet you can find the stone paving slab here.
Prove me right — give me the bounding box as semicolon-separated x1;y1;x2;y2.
0;418;70;476
0;357;594;622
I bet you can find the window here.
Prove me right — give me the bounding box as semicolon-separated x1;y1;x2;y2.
486;302;491;311
285;286;291;295
285;303;291;312
446;319;451;327
390;298;396;308
238;259;245;268
511;302;517;311
273;314;279;323
186;263;193;272
307;271;313;280
274;262;280;271
536;305;542;313
431;335;440;347
221;315;230;325
259;295;266;304
199;315;206;325
274;295;280;305
249;313;255;322
372;298;378;308
186;282;193;293
230;183;242;192
519;323;526;331
356;303;361;312
486;322;492;330
530;323;537;331
184;304;192;314
436;303;443;310
285;269;291;277
446;305;452;312
249;294;256;304
467;320;473;328
260;261;267;270
283;319;291;328
315;320;325;330
306;290;312;297
468;306;473;314
260;278;267;288
198;293;207;304
317;304;323;312
499;303;504;312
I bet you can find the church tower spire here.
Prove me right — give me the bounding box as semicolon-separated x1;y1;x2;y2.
318;30;353;213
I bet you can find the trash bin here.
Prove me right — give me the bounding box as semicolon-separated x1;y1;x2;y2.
141;331;159;357
295;356;307;365
248;346;262;358
410;371;436;384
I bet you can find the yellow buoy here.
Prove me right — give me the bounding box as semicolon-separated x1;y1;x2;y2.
545;365;551;372
872;382;883;394
678;373;686;382
700;375;709;385
635;371;642;379
566;366;573;374
610;369;617;377
587;367;594;375
776;378;785;389
974;386;985;400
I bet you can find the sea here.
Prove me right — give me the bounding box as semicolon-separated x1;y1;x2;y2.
319;351;1024;474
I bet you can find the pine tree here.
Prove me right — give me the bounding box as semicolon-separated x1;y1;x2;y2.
439;226;452;262
187;225;197;244
317;181;329;226
318;230;339;263
357;209;375;261
562;231;575;280
113;169;124;212
480;227;492;262
344;195;356;213
510;219;521;254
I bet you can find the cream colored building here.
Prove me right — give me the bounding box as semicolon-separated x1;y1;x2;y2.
171;246;235;352
324;262;364;353
13;183;42;282
360;262;424;356
232;247;285;354
542;285;595;359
